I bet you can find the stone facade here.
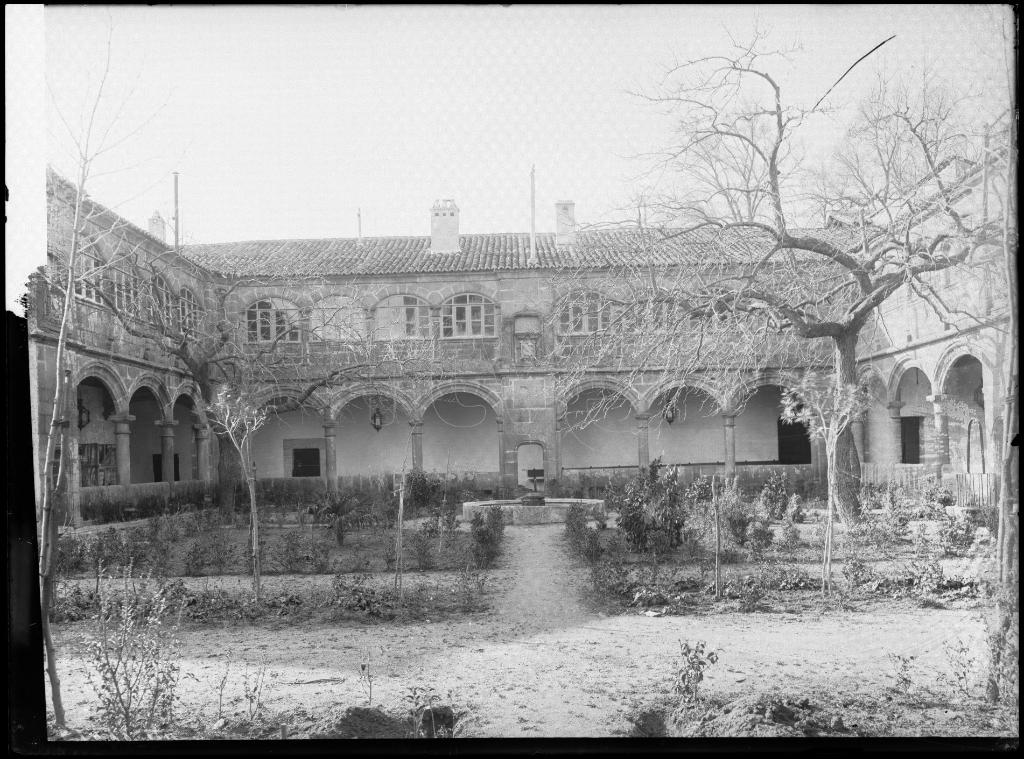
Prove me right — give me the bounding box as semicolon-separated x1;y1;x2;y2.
30;165;1010;524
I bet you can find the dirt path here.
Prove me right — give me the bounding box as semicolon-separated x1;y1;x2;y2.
50;524;999;738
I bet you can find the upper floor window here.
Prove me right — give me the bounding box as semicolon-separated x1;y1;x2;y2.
152;276;177;328
375;295;431;340
179;287;200;334
74;243;104;304
111;267;140;314
558;292;615;335
246;298;301;343
312;296;366;342
442;294;495;338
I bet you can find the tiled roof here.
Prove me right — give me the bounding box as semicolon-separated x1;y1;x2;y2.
180;226;864;278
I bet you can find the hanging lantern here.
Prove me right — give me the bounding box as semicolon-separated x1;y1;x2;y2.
663;402;676;425
370;406;384;432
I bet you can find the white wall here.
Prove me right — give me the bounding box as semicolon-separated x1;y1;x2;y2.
422;393;498;474
734;386;782;463
252;407;328;478
172;399;198;480
649;391;724;464
337;397;413;476
561;390;636;469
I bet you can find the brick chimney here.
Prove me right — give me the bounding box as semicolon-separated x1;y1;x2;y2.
555;201;575;247
148;211;167;243
430;199;460;253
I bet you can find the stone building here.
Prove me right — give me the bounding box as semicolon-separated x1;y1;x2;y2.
29;158;1011;524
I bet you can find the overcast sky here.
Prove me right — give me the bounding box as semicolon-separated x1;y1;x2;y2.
6;4;1013;308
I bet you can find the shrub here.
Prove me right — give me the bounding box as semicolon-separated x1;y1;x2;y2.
381;530;398;570
409;527;435;571
271;530;306;574
469;513;500;569
685;476;713;505
721;495;754;547
484;505;505;540
758;471;789;520
845;514;901;554
406;471;443;516
55;533;88;576
616;461;688;552
779;517;801;551
673;641;718;703
309;534;333;574
786;493;805;523
86;574;182;739
580;528;604;563
565;504;589;548
920;478;956;515
938;516;976;558
744;516;774;556
331;573;396;619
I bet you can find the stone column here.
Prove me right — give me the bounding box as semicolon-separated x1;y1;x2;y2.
67;420;83;527
926;394;951;477
636;413;651;470
155;420;177;482
323;421;338;492
194;424;211;481
851;415;867;465
722;413;737;479
887;402;904;463
496;418;507;495
409;420;424;470
110;414;135;485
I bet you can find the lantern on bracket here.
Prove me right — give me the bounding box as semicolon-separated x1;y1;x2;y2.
77;399;91;429
663;402;677;425
370;406;384;432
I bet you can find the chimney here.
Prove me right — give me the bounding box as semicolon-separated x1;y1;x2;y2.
148;210;167;243
555;200;575;247
430;199;460;253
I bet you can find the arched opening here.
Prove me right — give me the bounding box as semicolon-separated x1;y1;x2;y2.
252;399;330;479
336;396;413;477
942;355;985;473
516;442;545;491
560;388;636;470
128;387;164;483
422;392;499;478
740;385;811;465
172;395;200;481
649;386;724;465
75;377;118;486
895;368;933;465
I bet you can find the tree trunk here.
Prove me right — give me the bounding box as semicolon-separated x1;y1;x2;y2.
833;329;863;522
216;429;242;518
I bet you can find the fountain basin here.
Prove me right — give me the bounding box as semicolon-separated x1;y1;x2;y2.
461;498;605;526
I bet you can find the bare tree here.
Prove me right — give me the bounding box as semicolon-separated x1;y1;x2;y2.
205;386;268;600
619;36;1008;520
781;374;869;595
36;20;167;727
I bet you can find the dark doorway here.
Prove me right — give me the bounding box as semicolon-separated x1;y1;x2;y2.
900;417;922;464
292;448;321;477
152;454;180;482
777;418;812;464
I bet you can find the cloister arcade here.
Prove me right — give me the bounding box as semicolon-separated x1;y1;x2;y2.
59;342;997;522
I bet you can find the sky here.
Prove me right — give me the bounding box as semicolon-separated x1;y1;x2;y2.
6;4;1014;309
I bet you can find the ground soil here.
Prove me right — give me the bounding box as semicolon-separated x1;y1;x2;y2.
49;523;1016;739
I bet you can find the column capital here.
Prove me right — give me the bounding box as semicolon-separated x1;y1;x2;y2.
322;421;338;435
409;420;424;432
109;413;135;424
721;413;737;426
926;393;951;406
635;413;652;423
887;401;904;417
155;419;177;436
193;423;210;435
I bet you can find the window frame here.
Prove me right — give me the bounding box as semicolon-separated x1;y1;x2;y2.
246;299;302;344
74;243;104;304
441;293;495;339
373;295;431;340
558;292;615;336
179;287;200;334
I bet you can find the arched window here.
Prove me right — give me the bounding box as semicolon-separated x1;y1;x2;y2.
246;299;301;343
179;287;200;334
374;295;430;340
151;276;177;328
558;292;614;335
74;242;104;304
442;294;495;338
312;296;365;342
112;266;140;314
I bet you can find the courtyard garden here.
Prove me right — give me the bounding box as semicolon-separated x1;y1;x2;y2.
44;467;1017;740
